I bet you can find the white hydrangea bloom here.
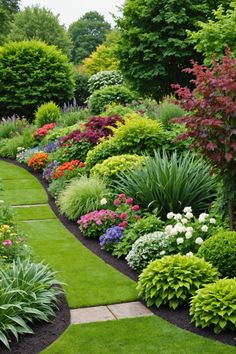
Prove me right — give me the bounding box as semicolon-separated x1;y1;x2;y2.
176;237;184;245
183;206;192;213
174;213;182;220
167;212;175;219
186;226;193;233
198;213;208;223
186;251;193;257
185;231;192;239
165;225;173;234
181;218;188;224
201;225;208;232
186;212;193;219
170;228;178;236
195;237;204;245
210;218;216;224
100;198;108;205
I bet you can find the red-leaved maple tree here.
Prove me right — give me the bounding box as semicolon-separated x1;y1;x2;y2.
172;51;236;229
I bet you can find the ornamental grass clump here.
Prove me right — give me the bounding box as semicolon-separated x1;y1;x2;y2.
126;232;168;272
115;150;216;218
197;231;236;278
137;254;219;309
57;176;109;220
190;278;236;334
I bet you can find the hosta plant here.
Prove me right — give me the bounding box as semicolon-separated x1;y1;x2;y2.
126;232;168;272
190;278;236;334
0;258;62;349
137;254;219;309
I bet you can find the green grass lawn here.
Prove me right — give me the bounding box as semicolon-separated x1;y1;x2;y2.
42;317;236;354
19;219;137;308
14;205;56;221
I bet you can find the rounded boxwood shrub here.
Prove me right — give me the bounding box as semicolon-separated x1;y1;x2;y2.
35;101;61;127
137;254;219;309
90;154;147;182
88;85;136;114
197;231;236;278
0;40;75;118
126;232;167;272
88;70;123;93
190;278;236;334
57;176;109;220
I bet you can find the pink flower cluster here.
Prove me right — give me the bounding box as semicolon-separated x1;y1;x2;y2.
78;210;117;229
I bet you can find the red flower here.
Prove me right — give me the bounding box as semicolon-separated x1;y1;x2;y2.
131;205;140;211
119;212;128;220
135;215;141;220
114;199;121;206
118;194;126;199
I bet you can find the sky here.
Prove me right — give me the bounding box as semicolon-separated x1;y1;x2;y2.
20;0;125;27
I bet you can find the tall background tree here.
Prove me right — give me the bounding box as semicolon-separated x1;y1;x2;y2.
0;0;20;44
116;0;230;100
7;5;72;57
188;1;236;65
69;11;111;65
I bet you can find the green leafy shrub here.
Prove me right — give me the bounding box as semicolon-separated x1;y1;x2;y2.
0;40;75;118
113;214;163;258
197;231;236;278
115;151;216;218
190;278;236;334
0;258;62;350
88;70;123;93
43;124;80;142
126;232;168;271
91;154;147;182
35;101;61;126
73;71;90;106
48;176;72;198
0;202;14;226
101;103;134;118
50;141;93;164
156;100;185;126
88;85;137;114
57;176;110;220
137;254;219;309
85;114;164;169
0;127;35;158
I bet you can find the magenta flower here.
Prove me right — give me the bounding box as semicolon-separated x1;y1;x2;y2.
131;205;140;211
119;221;128;228
135;215;141;220
120;212;128;220
118;194;126;199
126;197;133;205
3;239;12;246
114;199;121;206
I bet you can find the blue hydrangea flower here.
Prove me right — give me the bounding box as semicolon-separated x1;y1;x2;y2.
99;226;124;248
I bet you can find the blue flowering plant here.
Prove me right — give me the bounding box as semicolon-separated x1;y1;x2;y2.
42;160;59;182
43;140;60;153
99;226;125;252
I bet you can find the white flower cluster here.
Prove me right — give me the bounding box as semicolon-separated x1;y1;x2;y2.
165;207;215;248
126;231;167;271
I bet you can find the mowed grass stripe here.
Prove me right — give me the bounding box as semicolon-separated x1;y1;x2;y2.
19;219;137;308
14;205;56;221
42;317;236;354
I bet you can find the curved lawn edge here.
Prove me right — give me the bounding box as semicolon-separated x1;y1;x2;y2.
1;158;236;348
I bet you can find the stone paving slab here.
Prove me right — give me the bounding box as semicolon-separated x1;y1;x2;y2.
108;301;153;319
71;306;115;324
70;302;153;324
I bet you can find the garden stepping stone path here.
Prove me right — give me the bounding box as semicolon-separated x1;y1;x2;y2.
70;301;153;324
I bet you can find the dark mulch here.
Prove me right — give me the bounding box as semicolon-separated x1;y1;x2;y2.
1;158;236;349
0;293;70;354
